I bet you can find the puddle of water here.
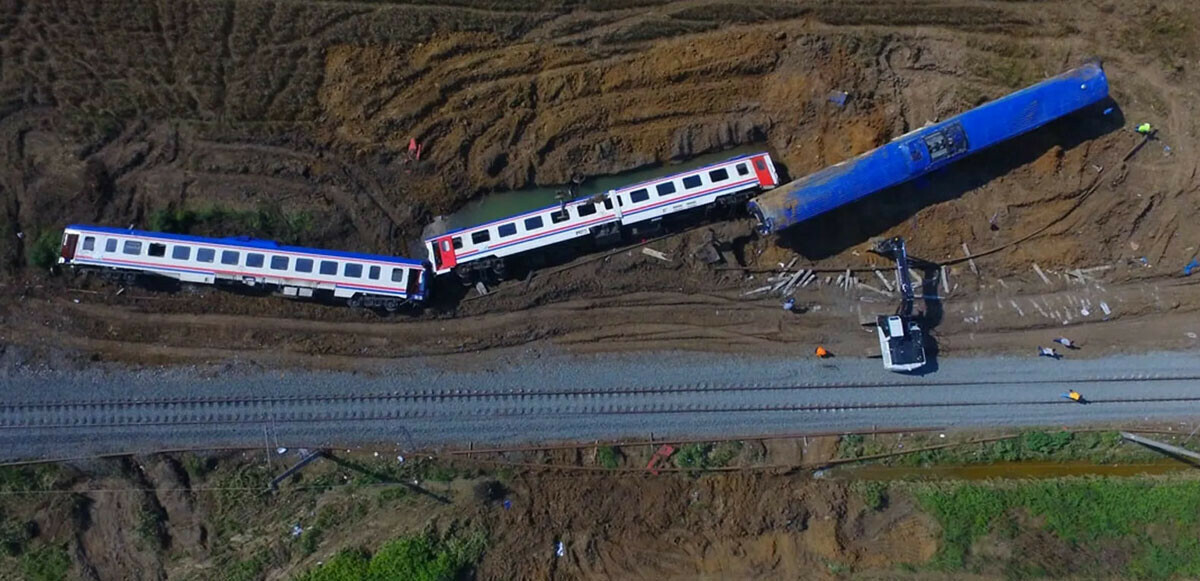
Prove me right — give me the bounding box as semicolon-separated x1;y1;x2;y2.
440;144;769;231
828;460;1194;481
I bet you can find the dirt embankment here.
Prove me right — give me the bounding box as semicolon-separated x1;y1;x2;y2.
2;0;1199;364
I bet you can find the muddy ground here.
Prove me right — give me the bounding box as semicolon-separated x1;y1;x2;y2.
2;0;1200;370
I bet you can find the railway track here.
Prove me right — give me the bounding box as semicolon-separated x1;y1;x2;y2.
3;375;1199;430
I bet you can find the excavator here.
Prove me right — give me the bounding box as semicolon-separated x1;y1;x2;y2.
869;237;927;372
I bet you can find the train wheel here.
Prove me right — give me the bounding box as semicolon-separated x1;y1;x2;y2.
384;299;399;312
122;272;137;284
348;296;363;309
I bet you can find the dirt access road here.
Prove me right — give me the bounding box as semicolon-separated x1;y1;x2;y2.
2;0;1199;368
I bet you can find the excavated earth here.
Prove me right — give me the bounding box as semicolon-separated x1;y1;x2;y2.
1;0;1200;578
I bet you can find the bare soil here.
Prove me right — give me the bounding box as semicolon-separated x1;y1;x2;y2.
2;0;1199;370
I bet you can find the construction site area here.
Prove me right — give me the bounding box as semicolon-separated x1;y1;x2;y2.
2;0;1200;579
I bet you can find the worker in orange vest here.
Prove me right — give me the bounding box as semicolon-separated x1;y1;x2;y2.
815;346;830;358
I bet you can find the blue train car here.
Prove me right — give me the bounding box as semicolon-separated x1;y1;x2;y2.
748;60;1109;234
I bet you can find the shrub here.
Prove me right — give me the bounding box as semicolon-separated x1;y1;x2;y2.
26;230;61;270
595;446;620;469
20;545;72;581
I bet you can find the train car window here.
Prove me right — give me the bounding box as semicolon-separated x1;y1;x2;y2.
197;248;215;263
682;175;702;189
82;237;95;251
319;261;337;275
603;197;613;210
576;204;597;217
754;159;766;170
471;230;490;244
498;223;517;238
550;210;569;224
105;239;118;252
148;243;166;257
221;250;239;265
709;168;729;182
630;189;650;203
246;253;264;268
172;246;191;260
344;263;362;278
736;163;749;176
524;216;544;230
369;265;380;280
391;268;405;283
270;256;289;270
123;240;142;255
295;258;313;273
656;182;676;196
452;237;463;249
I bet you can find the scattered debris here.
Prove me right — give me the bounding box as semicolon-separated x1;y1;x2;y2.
856;282;891;297
828;90;849;107
115;287;126;296
742;285;773;296
1031;262;1051;285
874;269;894;292
1100;301;1112;316
1009;300;1024;317
1184;258;1199;276
961;243;978;275
555;541;566;557
276;447;288;454
1187;332;1198;339
292;524;304;537
641;247;671;262
940;265;950;293
475;281;489;296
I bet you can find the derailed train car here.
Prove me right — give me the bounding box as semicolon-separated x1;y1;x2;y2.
748;60;1110;235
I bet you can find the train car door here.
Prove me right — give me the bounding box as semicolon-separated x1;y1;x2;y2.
433;236;457;270
60;233;78;261
750;155;777;187
406;267;424;299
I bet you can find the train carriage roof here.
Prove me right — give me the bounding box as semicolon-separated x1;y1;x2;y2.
66;224;424;267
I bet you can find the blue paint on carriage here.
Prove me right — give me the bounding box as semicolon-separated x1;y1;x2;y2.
748;61;1110;234
66;224;425;267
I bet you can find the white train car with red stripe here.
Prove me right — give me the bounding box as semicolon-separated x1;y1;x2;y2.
424;152;778;281
58;225;429;310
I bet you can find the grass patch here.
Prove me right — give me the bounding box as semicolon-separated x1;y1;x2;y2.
852;480;888;511
25;230;61;270
295;531;485;581
20;544;72;581
595;446;620;469
913;477;1200;578
857;430;1160;467
148;205;314;244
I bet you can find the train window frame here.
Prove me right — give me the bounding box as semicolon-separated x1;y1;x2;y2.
344;263;363;278
754;159;766;171
369;265;381;280
197;248;215;263
391;268;406;283
172;245;191;260
270;255;289;271
123;240;142;255
709;168;729;182
246;253;265;268
498;223;517;238
452;237;463;250
656;182;676;197
105;239;117;252
550;210;569;224
524;216;544;230
319;260;338;275
82;236;95;251
603;197;613;210
148;243;167;257
736;163;749;176
629;189;650;203
471;230;491;244
220;250;239;265
682;175;703;189
576;203;597;218
295;258;314;273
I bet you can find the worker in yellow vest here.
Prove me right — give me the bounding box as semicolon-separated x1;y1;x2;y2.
1136;122;1154;135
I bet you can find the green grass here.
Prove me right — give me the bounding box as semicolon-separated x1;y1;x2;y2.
852;430;1157;467
147;205;314;244
673;441;744;471
294;531;485;581
19;544;72;581
913;477;1200;578
26;230;61;270
852;480;888;511
595;446;620;469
